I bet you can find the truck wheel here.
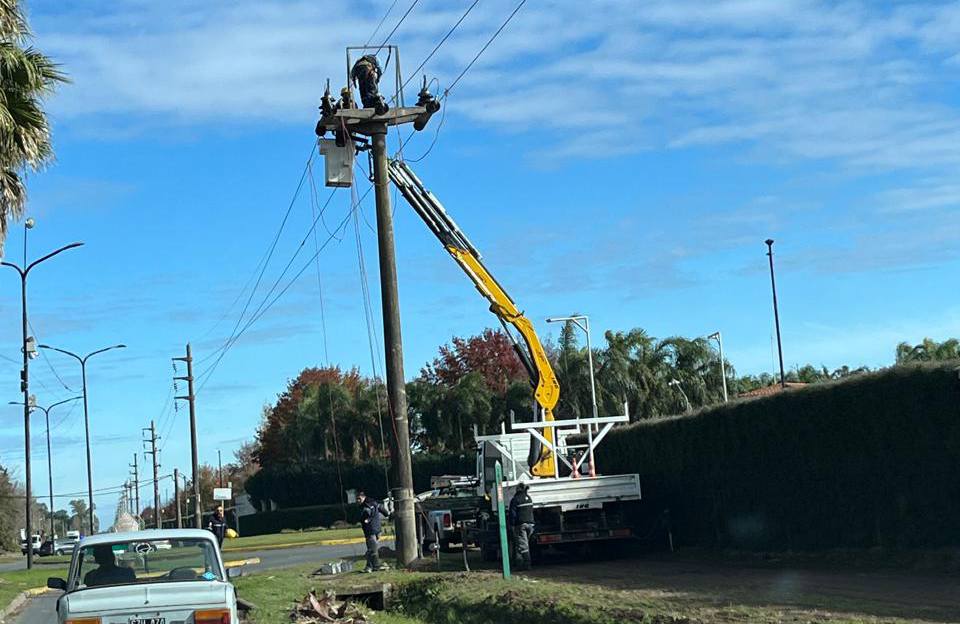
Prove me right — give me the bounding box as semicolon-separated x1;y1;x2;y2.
55;549;64;556
481;542;498;562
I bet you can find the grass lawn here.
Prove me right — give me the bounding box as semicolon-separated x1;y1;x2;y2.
0;566;67;611
233;564;423;624
234;549;955;624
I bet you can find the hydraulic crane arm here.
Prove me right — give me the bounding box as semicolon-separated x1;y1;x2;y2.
388;160;559;477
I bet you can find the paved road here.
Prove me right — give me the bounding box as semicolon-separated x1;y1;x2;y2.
9;541;369;624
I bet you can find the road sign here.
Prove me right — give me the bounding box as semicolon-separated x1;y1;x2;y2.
213;488;232;501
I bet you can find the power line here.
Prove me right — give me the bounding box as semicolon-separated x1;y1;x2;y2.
393;0;527;160
28;320;73;392
393;0;481;101
194;193;363;393
374;0;421;54
193;180;342;391
195;145;317;367
446;0;527;96
365;0;401;47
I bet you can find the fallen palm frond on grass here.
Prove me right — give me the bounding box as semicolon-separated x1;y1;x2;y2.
290;590;368;624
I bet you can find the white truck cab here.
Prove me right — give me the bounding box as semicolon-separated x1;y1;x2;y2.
48;529;239;624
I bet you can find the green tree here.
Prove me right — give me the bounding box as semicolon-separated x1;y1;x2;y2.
0;0;67;250
896;337;960;364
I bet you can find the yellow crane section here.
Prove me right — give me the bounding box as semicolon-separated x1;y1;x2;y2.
388;159;559;477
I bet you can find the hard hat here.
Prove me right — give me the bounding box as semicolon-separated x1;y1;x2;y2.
225;528;238;539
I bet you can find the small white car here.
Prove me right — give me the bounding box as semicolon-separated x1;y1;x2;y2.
47;529;239;624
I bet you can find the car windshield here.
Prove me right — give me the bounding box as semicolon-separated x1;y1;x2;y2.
75;538;221;588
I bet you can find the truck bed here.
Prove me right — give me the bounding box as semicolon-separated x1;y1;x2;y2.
505;474;641;512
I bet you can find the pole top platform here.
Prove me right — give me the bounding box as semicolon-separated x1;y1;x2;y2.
319;105;427;135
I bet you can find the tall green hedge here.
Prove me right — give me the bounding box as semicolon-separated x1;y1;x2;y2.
591;363;960;551
245;453;474;510
238;503;362;536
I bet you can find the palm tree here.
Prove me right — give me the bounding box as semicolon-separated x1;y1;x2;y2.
896;338;960;364
0;0;67;252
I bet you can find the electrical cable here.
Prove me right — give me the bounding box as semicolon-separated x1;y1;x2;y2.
194;163;343;390
195;145;316;367
28;320;74;392
445;0;527;97
373;0;421;55
365;0;401;47
308;175;348;521
391;0;481;103
350;173;392;491
194;193;363;394
394;0;528;160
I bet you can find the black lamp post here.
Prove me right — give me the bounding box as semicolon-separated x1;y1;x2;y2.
9;397;82;539
39;344;126;534
1;229;82;569
765;239;786;389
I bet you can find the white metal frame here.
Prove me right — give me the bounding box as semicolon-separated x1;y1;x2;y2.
511;402;630;478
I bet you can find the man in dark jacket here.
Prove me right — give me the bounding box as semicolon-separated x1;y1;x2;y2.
358;490;390;572
350;54;389;115
207;506;228;547
508;482;535;570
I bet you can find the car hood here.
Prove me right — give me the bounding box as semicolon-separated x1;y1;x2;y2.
64;581;231;614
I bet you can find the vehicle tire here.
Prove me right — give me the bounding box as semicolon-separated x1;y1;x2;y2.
55;549;64;556
480;541;498;562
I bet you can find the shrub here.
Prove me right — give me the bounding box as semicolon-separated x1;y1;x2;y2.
245;453;474;509
588;363;960;550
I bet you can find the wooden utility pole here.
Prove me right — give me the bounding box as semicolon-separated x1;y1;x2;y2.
129;453;140;521
142;421;161;528
174;344;202;528
316;68;437;566
174;468;183;528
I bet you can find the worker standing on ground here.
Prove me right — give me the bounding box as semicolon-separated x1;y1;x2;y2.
358;490;391;573
508;482;535;570
207;505;228;548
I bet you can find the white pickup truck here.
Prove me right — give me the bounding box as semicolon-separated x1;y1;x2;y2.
47;529;239;624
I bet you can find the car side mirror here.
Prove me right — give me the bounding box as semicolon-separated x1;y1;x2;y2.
226;567;243;579
47;577;67;591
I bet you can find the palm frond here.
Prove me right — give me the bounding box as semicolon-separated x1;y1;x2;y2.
0;0;27;40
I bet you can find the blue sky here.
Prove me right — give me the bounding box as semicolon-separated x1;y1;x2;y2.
1;0;959;527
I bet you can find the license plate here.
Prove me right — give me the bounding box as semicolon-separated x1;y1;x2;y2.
130;618;165;624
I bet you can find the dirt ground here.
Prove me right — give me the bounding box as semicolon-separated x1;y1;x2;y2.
528;555;960;623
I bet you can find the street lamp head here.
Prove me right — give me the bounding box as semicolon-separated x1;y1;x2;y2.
668;379;681;387
707;331;720;340
24;218;35;229
765;238;774;247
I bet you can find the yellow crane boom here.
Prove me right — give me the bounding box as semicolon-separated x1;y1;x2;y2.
388;160;559;477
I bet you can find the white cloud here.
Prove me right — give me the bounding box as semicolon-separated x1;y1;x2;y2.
29;0;960;175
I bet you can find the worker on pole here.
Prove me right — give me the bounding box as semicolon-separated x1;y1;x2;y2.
351;55;389;115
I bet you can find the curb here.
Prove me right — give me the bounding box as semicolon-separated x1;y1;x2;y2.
223;535;395;553
224;557;261;568
0;587;49;623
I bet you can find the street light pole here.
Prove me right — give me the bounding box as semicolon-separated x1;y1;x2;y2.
546;314;598;477
707;332;729;402
9;397;82;540
2;231;82;568
765;239;786;389
40;343;126;534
